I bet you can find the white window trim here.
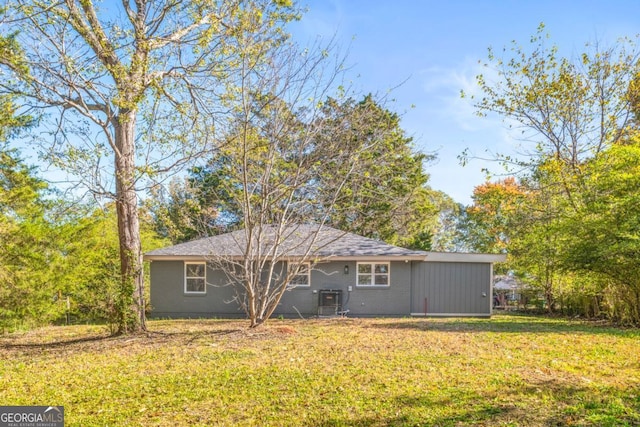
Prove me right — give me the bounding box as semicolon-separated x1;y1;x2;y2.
288;262;311;288
356;262;391;288
184;262;207;294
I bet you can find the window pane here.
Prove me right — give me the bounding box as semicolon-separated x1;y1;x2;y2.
358;274;372;285
290;274;308;286
187;278;205;292
358;264;371;274
186;264;205;277
374;274;388;285
288;263;309;287
375;264;388;274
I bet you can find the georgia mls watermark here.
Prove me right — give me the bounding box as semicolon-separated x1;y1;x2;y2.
0;406;64;427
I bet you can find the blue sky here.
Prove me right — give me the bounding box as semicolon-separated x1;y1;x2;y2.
289;0;640;204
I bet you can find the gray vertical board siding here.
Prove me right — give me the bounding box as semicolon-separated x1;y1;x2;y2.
410;262;491;316
274;261;412;317
149;261;243;318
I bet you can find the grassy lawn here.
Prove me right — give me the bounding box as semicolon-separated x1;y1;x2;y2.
0;314;638;426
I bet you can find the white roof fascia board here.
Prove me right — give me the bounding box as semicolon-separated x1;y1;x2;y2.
410;313;492;317
321;255;427;262
424;252;507;263
145;253;506;263
144;255;245;262
144;254;428;262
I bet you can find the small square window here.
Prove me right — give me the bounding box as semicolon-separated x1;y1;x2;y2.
185;262;206;294
288;263;310;288
356;262;390;287
186;278;205;292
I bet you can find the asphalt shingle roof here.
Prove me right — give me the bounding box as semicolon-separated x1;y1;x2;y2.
145;224;427;260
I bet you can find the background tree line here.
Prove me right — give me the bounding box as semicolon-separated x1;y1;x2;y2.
0;145;168;332
0;0;457;331
461;25;640;324
146;95;451;250
0;93;451;331
2;3;640;330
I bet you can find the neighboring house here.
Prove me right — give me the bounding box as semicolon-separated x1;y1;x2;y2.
144;225;506;319
493;275;520;308
494;275;537;309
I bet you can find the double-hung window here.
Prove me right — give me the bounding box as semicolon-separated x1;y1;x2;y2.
185;262;206;294
288;263;310;288
357;262;390;287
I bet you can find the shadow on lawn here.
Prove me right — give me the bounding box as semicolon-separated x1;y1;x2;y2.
307;392;525;427
0;325;244;356
147;327;243;345
0;334;112;349
368;316;637;337
308;379;638;426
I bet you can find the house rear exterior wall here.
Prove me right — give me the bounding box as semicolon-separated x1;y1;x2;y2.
410;262;492;316
149;260;412;318
149;261;244;318
275;261;412;317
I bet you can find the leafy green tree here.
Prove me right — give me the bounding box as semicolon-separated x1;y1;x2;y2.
470;24;638;171
463;166;589;312
0;30;31;139
463;177;525;253
166;31;446;327
466;26;640;320
0;148;60;331
146;175;224;244
560;139;640;324
0;147;168;331
1;0;298;333
58;204;168;330
150;95;442;251
429;199;466;252
511;168;568;312
146;155;242;244
313;96;438;246
467;25;640;230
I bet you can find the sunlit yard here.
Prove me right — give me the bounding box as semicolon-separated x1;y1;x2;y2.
1;314;638;426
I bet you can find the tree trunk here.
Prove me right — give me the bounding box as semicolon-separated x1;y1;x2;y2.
114;110;145;333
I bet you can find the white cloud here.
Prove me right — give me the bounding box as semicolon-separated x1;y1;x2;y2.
417;59;504;133
404;57;533;202
290;0;348;43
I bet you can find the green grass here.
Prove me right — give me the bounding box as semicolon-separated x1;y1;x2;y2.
0;314;638;426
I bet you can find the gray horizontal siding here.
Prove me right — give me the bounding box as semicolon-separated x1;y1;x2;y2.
149;261;244;318
274;261;411;317
150;260;412;318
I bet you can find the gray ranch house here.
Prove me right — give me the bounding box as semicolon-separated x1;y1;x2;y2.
144;225;506;319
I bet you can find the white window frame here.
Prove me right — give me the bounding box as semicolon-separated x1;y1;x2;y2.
356;262;390;287
184;262;207;294
288;262;311;288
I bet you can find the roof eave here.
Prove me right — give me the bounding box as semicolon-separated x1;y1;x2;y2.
144;255;243;262
424;252;507;263
144;253;507;263
143;254;428;262
321;255;428;262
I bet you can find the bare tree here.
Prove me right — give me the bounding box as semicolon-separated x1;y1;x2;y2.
0;1;297;332
472;27;639;168
205;38;400;327
467;24;640;212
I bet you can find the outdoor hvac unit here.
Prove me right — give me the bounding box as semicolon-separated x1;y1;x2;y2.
318;289;342;316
